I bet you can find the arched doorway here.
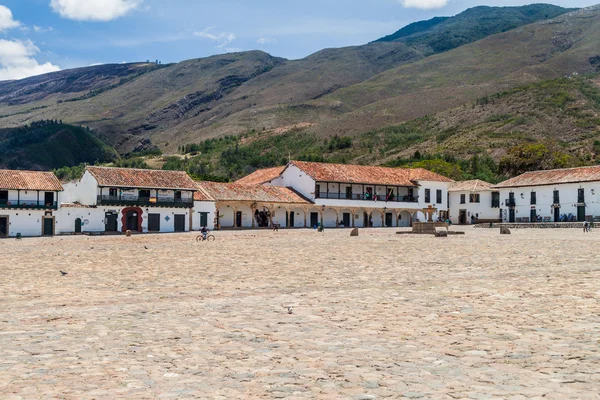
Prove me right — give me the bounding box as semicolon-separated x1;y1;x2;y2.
398;211;412;227
75;218;82;233
121;207;143;233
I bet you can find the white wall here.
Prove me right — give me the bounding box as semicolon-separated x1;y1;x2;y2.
498;182;600;222
449;190;501;224
416;180;450;221
193;201;216;230
277;164;317;200
63;171;99;205
56;207;107;234
0;210;48;237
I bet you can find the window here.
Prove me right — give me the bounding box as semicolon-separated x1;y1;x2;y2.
424;189;431;203
553;190;560;204
0;190;7;204
460;194;466;204
139;189;151;199
109;188;117;197
491;192;500;208
578;188;585;203
315;184;321;198
436;189;442;204
530;192;536;205
174;190;182;200
345;186;352;199
469;193;480;203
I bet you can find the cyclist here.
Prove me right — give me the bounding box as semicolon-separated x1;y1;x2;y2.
200;226;209;240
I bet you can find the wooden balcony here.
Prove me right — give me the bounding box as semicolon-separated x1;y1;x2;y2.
97;195;193;208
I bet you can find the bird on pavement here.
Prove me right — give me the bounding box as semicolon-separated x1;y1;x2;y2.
60;270;68;276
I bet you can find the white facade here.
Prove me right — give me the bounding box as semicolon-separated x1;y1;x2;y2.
267;164;451;227
0;186;61;237
57;169;200;234
497;182;600;223
449;190;501;225
193;200;217;230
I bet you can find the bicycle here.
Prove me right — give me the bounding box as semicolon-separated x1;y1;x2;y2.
196;232;215;242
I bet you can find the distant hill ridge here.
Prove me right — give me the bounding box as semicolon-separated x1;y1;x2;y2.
373;4;576;55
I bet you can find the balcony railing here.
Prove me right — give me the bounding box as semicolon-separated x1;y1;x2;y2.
0;200;58;210
97;195;193;208
506;198;516;207
316;192;419;203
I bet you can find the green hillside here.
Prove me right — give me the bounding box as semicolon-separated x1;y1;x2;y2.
164;74;600;182
0;121;118;170
374;4;574;55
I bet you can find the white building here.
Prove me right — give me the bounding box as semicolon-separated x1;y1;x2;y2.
448;180;501;225
235;161;454;228
59;166;204;234
0;170;63;237
195;181;312;229
493;166;600;223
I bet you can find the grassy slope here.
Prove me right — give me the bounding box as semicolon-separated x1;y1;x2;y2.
163;74;600;180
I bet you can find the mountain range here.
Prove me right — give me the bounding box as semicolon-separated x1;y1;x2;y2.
0;3;599;178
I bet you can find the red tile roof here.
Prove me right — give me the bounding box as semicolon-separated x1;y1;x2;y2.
494;166;600;188
290;161;453;186
0;170;63;191
193;185;215;202
449;179;494;192
196;181;312;204
235;166;286;185
87;166;197;190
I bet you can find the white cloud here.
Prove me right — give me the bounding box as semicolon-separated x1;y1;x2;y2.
257;37;277;45
0;5;20;32
50;0;142;21
33;26;54;33
0;39;60;81
194;28;236;49
399;0;448;10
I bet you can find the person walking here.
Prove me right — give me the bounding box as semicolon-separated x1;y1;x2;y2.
583;220;589;233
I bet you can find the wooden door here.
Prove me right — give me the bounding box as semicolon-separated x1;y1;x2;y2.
0;216;7;236
289;211;295;228
43;217;54;236
199;212;208;227
148;214;161;231
342;213;350;227
44;192;54;207
509;209;515;223
105;212;118;232
385;213;393;227
75;218;82;233
554;207;560;222
310;212;319;227
530;209;536;223
174;214;185;232
577;206;586;222
235;211;242;228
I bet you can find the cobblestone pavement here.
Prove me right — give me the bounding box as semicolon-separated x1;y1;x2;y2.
0;228;599;399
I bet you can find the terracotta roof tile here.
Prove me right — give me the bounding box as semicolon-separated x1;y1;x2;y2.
0;170;63;191
290;161;453;186
196;181;312;204
493;166;600;188
235;166;286;185
87;166;197;190
193;185;215;201
449;179;494;192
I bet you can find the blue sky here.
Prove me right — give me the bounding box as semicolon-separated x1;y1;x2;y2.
0;0;595;80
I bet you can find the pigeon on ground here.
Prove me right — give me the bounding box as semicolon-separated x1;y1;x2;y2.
287;307;293;314
144;246;149;250
60;270;68;276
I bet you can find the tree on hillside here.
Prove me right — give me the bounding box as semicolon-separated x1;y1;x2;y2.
499;141;581;177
